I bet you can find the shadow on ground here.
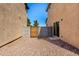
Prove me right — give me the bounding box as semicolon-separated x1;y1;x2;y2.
38;37;79;55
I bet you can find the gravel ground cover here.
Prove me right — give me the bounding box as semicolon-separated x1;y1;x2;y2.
0;37;78;56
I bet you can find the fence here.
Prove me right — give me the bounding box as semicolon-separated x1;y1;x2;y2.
30;27;52;38
38;27;52;38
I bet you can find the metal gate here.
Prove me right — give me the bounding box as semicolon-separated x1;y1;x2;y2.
30;27;52;38
30;27;38;37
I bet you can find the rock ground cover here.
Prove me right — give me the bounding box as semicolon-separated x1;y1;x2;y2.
0;37;78;56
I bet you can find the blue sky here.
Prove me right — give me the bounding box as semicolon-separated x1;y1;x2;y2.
27;3;48;26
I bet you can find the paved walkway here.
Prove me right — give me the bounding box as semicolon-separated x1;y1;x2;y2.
0;37;78;56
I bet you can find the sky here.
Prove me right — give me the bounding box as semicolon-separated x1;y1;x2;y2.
27;3;48;26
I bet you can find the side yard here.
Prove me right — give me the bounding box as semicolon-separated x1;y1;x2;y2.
0;37;78;56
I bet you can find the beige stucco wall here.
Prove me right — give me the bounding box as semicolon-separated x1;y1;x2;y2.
47;4;64;27
0;3;27;46
47;3;79;48
17;3;27;27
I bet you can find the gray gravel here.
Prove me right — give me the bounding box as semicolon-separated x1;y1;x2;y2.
0;37;78;56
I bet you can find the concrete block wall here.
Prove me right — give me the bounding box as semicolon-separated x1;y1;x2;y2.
22;27;30;38
38;27;48;37
38;27;52;38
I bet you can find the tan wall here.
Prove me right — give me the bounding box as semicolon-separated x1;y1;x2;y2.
17;3;27;27
47;3;79;48
47;4;64;27
0;3;27;46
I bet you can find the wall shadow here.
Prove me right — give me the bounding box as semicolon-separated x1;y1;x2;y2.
0;36;22;48
44;38;79;55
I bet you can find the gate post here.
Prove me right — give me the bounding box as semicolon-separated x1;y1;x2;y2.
22;27;30;38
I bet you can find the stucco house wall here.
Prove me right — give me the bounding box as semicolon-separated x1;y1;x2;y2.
0;3;27;46
47;3;79;48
